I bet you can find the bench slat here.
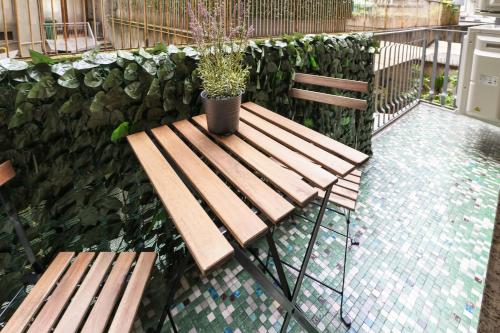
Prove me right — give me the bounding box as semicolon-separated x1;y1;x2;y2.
242;102;369;165
54;252;116;333
81;253;136;333
0;161;15;186
289;88;368;111
2;252;74;333
108;252;156;333
27;252;96;333
152;126;268;246
239;109;355;176
173;120;294;223
193;115;317;207
128;132;233;274
237;121;337;189
294;73;369;93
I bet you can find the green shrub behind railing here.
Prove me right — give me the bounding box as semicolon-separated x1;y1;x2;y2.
0;33;375;304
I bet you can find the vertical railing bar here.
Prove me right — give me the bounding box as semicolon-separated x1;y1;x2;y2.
159;0;164;44
101;0;107;49
92;0;97;47
72;0;79;52
429;30;439;102
1;0;9;54
454;32;465;108
119;0;124;48
418;30;427;100
26;0;35;50
38;0;47;53
82;0;88;51
440;30;452;106
376;38;384;129
126;0;132;48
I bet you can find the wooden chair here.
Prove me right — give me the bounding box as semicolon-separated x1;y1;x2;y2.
288;73;368;242
0;161;156;333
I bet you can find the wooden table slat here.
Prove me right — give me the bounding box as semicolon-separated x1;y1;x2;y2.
239;109;355;176
344;174;361;184
173;120;294;223
242;102;369;165
108;252;156;333
81;252;136;333
27;252;96;333
332;185;358;201
237;121;337;189
127;132;233;273
53;252;116;333
152;126;268;246
1;252;74;333
192;115;317;206
318;190;357;211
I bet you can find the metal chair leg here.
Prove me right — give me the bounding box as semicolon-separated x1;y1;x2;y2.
340;209;352;327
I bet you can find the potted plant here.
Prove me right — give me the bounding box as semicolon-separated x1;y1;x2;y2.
188;1;252;135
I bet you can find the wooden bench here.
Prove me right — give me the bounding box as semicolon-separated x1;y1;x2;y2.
0;161;156;333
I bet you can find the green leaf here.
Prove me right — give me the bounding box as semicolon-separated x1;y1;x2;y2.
90;91;106;113
102;68;123;91
111;121;129;142
140;59;157;76
51;62;73;76
152;43;168;53
94;52;117;65
139;47;153;59
124;63;139;81
0;58;29;71
82;48;99;62
29;49;54;64
117;50;135;60
57;68;80;88
73;60;99;70
84;68;107;88
28;75;57;99
8;105;33;129
157;58;175;81
124;81;142;100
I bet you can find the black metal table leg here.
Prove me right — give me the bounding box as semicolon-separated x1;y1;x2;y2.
157;251;190;333
233;246;319;333
280;183;333;333
340;209;352;327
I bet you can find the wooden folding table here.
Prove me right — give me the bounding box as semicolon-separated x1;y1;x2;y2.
127;101;369;332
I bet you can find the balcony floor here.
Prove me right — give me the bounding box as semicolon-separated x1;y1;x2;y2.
140;104;500;333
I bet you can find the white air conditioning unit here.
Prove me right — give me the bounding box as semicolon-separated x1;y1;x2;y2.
457;25;500;126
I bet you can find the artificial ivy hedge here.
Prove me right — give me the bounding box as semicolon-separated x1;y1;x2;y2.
0;33;375;303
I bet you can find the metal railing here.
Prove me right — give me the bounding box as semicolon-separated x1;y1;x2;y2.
373;27;468;133
43;22;97;53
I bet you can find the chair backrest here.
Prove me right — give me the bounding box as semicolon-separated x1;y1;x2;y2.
0;161;16;187
289;73;368;111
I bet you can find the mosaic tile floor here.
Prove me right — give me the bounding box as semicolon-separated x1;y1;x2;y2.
139;104;500;333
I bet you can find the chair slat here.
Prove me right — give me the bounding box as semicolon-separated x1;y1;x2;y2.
128;132;233;274
80;253;136;333
317;190;357;211
237;121;337;189
107;252;156;333
351;169;362;177
294;73;369;93
152;126;268;247
239;109;355;176
289;88;368;111
53;252;116;333
332;185;358;201
337;179;360;192
0;161;16;187
173;120;294;223
27;252;96;333
344;174;361;184
1;252;74;333
192;115;317;207
242;102;369;165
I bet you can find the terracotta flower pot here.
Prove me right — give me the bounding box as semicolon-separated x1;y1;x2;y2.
201;91;241;135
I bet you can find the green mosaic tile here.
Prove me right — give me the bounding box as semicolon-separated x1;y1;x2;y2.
138;105;500;332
